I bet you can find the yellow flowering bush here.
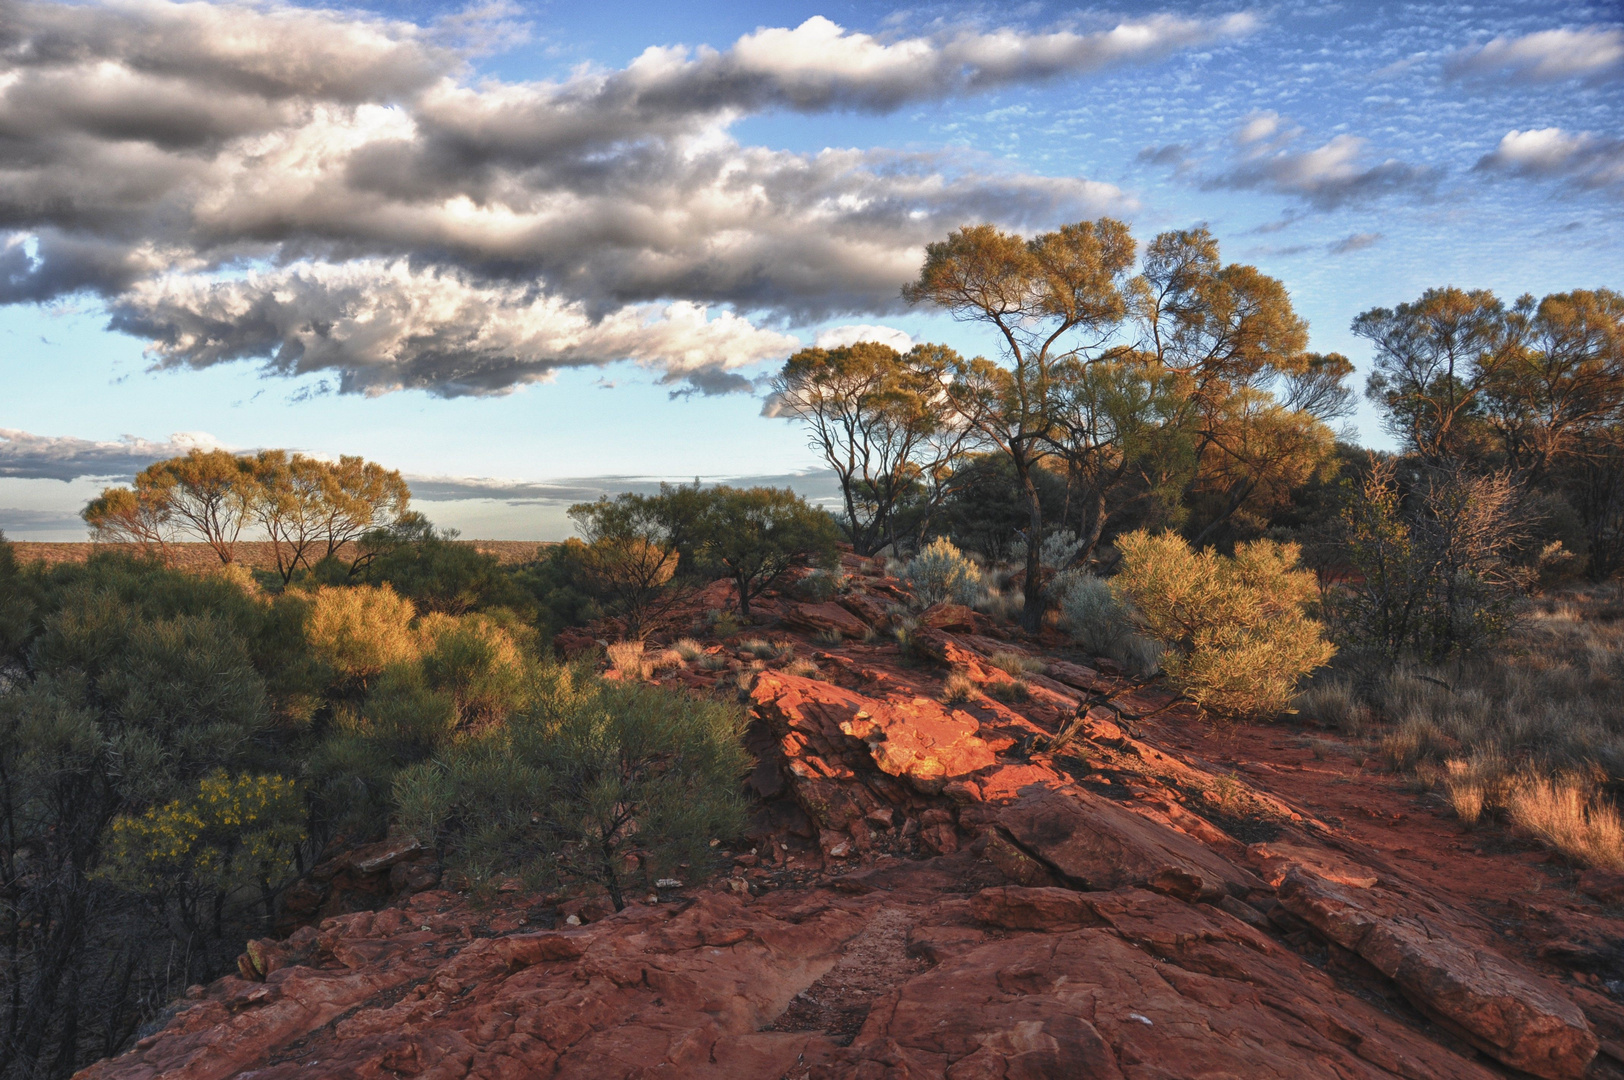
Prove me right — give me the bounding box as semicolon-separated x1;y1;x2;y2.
99;772;305;893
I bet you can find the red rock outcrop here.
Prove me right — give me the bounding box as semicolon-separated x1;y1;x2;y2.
77;552;1621;1080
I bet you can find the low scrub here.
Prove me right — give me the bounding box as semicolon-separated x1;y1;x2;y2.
1508;774;1624;871
1052;571;1162;673
394;666;751;910
1113;531;1334;718
903;538;984;607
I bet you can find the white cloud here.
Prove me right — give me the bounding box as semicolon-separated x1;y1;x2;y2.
1206;117;1439;209
813;324;915;351
114;260;803;397
1449;26;1624;84
1476;128;1624;193
0;2;1209;394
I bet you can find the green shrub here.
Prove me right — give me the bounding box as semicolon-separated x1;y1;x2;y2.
417;611;531;723
903;537;983;607
1114;531;1334;718
357;515;534;618
395;666;751;909
794;567;847;602
692;486;840;617
1054;572;1132;655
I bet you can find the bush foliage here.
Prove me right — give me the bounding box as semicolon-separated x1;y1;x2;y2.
394;667;751;909
0;531;751;1077
903;537;983;607
1113;530;1334;717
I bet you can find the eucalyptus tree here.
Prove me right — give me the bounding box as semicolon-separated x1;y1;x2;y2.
904;220;1136;629
1355;287;1517;465
905;221;1338;626
769;341;968;555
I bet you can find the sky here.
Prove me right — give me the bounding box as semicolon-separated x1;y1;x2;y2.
1;0;1620;540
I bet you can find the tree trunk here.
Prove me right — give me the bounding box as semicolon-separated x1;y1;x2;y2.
734;572;752;618
1074;486;1107;568
1017;455;1044;632
601;849;626;912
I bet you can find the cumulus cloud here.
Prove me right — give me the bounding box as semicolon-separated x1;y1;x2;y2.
1205;116;1439;209
0;2;1244;396
112;260;800;397
813;324;914;351
0;428;222;481
1475;128;1624;193
611;13;1258;114
1448;25;1624;84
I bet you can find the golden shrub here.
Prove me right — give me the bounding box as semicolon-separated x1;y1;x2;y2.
306;584;419;680
1114;531;1334;718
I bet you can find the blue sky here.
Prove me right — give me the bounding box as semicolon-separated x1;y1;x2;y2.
1;0;1620;539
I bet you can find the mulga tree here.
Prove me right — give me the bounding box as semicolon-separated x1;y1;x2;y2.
906;221;1339;627
568;493;683;640
690;486;839;617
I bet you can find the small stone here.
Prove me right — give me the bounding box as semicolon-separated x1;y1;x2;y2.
656;878;684;889
564;914;581;926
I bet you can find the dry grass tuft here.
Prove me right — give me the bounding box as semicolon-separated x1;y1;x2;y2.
740;637;790;660
939;671;977;705
1507;774;1624;871
988;650;1045;677
1380;714;1450;771
1294;679;1370;736
606;640;652;679
785;658;822;680
672;638;706;662
986;677;1032;703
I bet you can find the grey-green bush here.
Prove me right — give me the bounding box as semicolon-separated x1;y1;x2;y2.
395;665;751;910
1054;572;1131;656
903;537;983;607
